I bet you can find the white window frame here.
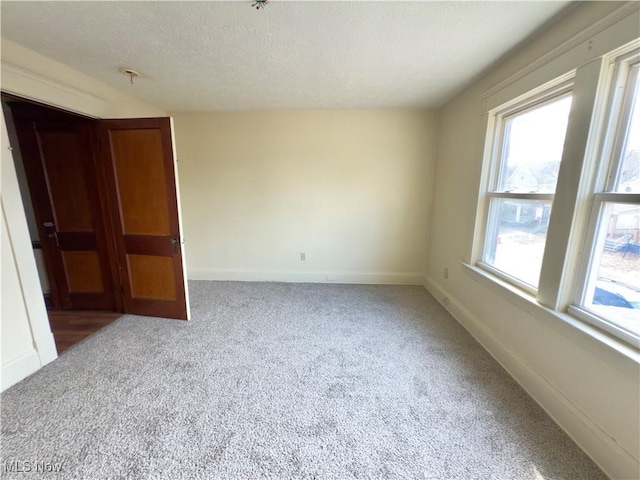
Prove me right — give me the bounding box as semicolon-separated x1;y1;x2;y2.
569;48;640;347
472;35;640;349
477;77;574;294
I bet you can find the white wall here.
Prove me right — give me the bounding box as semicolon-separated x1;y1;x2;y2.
1;206;34;363
425;2;640;479
0;112;56;390
0;39;166;391
172;110;436;284
1;207;40;388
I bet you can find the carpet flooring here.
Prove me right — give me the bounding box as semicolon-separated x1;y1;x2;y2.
1;281;607;479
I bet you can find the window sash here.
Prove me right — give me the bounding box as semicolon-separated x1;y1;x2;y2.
487;82;573;195
571;49;640;346
480;81;573;292
481;193;553;290
573;196;640;336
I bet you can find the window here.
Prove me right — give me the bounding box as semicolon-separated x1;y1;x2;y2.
480;82;573;291
474;39;640;348
571;52;640;345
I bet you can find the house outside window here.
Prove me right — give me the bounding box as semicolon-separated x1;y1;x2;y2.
479;83;573;291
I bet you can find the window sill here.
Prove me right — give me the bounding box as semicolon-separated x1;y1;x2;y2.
568;305;640;348
461;262;640;370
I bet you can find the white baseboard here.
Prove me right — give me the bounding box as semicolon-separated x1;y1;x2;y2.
34;332;58;365
188;269;425;286
1;349;41;392
424;275;639;480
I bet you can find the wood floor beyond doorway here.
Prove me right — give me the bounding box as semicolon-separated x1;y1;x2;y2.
48;311;121;353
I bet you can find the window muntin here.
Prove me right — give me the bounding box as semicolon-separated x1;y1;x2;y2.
481;89;572;289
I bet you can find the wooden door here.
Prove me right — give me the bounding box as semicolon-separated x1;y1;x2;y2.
99;118;189;320
10;104;116;310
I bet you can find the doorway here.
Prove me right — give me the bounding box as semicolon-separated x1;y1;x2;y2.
3;97;121;351
4;99;118;311
2;95;190;351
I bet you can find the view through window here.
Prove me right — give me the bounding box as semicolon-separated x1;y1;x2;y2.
581;64;640;337
484;94;572;288
478;43;640;346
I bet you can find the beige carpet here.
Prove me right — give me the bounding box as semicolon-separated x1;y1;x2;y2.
1;281;606;479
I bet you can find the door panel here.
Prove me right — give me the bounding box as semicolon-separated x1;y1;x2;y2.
10;103;116;310
110;129;172;235
100;118;188;320
128;255;177;300
37;130;94;231
63;251;104;292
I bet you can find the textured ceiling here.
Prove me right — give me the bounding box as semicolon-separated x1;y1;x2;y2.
0;1;572;111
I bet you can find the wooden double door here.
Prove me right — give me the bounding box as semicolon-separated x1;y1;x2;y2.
9;102;189;320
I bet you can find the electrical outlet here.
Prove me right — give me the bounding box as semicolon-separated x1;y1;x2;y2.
300;252;306;261
444;267;449;279
326;275;335;282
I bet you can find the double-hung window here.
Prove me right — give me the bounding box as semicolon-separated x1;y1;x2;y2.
571;50;640;345
475;41;640;348
479;80;573;292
